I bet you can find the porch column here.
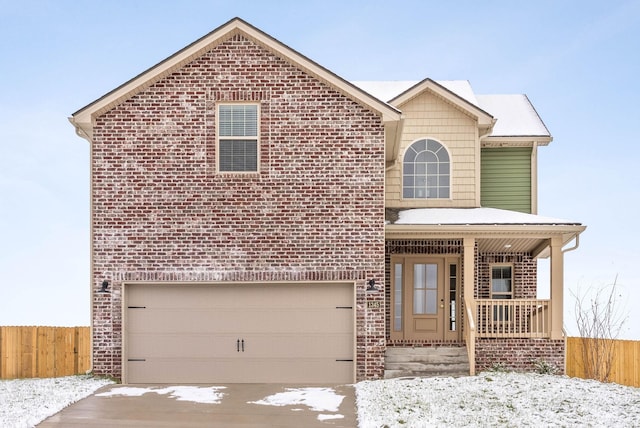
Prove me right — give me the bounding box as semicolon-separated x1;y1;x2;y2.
549;236;564;340
463;237;475;303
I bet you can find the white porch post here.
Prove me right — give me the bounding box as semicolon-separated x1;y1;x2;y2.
549;236;564;340
463;237;476;375
463;238;475;303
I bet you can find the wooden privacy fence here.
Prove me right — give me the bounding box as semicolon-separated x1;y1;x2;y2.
566;337;640;388
0;326;91;379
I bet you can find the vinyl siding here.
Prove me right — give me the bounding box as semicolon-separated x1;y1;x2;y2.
386;91;478;208
481;147;532;213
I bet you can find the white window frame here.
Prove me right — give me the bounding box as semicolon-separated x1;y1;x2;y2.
216;103;260;173
490;264;514;299
490;264;513;322
402;138;451;199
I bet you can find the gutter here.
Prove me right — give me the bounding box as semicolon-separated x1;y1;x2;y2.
68;117;92;143
562;234;581;254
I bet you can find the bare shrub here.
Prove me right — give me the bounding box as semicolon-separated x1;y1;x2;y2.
571;276;627;382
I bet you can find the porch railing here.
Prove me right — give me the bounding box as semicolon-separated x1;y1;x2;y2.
476;299;550;338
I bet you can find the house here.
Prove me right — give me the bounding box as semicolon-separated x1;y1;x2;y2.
69;18;585;384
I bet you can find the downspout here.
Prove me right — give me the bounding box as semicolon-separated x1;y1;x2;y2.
69;116;95;374
561;233;580;373
562;234;580;254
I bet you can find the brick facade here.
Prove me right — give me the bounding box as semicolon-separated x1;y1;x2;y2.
475;338;565;374
476;252;537;299
91;34;386;381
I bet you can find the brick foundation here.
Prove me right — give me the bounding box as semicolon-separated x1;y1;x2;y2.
475;338;565;374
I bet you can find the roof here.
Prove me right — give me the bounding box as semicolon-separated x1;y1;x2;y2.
390;207;581;226
476;94;550;137
353;80;480;106
353;80;550;139
69;17;401;142
386;207;585;255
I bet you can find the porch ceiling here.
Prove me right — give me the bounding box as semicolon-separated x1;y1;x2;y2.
477;237;548;255
385;208;586;257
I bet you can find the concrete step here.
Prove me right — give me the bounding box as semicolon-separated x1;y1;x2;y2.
384;346;470;378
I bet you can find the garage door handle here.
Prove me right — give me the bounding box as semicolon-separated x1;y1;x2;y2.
237;339;245;352
241;339;245;352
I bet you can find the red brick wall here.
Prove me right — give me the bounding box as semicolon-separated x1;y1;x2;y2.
475;338;565;374
476;252;537;299
91;34;386;381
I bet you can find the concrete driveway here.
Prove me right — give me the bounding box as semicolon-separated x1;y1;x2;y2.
38;383;356;427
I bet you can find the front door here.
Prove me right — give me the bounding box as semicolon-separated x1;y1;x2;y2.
390;256;459;341
406;259;444;340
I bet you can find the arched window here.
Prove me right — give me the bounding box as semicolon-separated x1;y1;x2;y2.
403;139;450;199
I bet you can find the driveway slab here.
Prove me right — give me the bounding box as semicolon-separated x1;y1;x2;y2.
38;383;356;427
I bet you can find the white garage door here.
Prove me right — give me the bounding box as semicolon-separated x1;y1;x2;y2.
124;282;354;384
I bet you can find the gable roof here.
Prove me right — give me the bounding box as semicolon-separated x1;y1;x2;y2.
69;17;402;142
353;80;551;141
353;79;494;132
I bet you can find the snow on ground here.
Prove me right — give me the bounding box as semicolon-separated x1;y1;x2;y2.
96;385;226;404
3;372;640;427
0;375;113;428
356;372;640;427
250;387;345;421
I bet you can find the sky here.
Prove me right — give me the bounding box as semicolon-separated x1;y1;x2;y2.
1;1;639;339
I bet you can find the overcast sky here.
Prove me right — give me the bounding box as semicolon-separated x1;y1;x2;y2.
1;1;639;339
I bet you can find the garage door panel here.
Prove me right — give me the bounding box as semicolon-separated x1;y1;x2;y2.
128;308;352;335
128;357;353;384
127;333;241;358
128;284;352;309
125;282;354;384
127;332;353;359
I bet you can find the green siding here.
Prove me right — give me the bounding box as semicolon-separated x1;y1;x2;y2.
481;147;532;213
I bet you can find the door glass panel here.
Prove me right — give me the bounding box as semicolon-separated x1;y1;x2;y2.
449;264;457;331
413;263;438;315
394;263;403;331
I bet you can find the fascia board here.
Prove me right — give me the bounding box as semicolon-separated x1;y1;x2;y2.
482;136;553;146
385;224;586;238
390;78;494;127
70;17;401;142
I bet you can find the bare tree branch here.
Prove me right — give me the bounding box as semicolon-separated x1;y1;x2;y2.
570;276;627;382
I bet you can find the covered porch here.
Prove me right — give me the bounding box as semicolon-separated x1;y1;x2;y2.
385;208;585;375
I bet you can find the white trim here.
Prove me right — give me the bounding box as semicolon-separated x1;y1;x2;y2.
215;102;261;174
400;137;453;201
70;18;401;142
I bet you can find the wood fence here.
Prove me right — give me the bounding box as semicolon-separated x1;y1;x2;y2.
566;336;640;388
0;326;91;379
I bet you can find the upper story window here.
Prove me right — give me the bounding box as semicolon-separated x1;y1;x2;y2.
217;104;259;172
402;139;450;199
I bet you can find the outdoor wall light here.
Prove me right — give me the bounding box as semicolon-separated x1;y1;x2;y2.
99;280;110;293
366;279;379;291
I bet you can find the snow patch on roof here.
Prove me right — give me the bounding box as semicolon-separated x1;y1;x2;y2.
351;80;478;106
352;80;550;137
436;80;479;106
351;80;418;103
477;94;550;137
393;208;580;225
